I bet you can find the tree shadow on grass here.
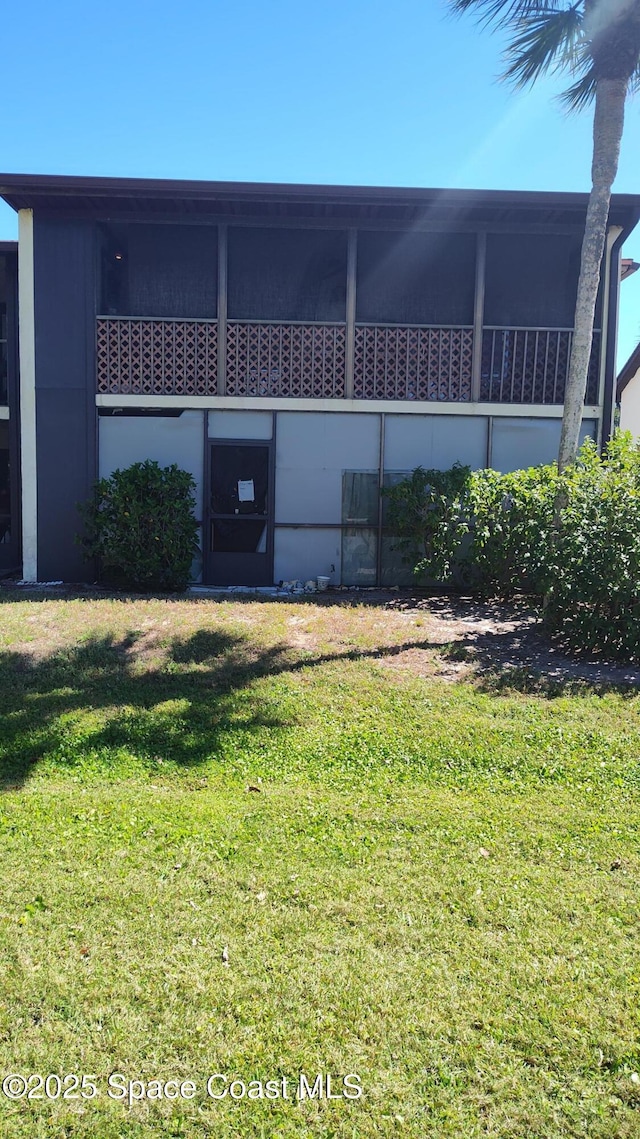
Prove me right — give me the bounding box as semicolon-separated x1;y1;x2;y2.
1;626;458;790
0;628;305;790
2;602;639;790
441;628;640;697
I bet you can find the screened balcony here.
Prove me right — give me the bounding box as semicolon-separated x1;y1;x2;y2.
96;223;602;405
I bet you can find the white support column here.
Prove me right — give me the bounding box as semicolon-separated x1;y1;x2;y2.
18;209;37;581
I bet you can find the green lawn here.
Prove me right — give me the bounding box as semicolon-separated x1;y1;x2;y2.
0;592;639;1138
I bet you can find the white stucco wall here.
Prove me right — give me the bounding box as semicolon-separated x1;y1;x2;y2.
620;368;640;438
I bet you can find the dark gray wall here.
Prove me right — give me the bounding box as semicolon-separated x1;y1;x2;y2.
34;216;96;580
0;251;21;573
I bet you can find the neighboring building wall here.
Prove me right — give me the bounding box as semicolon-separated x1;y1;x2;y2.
620;369;640;437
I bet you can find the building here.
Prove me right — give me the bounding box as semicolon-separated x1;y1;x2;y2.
617;342;640;437
1;174;638;587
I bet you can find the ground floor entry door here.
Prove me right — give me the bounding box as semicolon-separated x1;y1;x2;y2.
205;440;274;586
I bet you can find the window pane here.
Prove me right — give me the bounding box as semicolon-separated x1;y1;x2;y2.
342;471;379;525
342;528;377;586
379;536;415;587
211;520;267;553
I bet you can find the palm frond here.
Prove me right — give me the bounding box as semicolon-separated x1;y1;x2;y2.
502;8;585;87
629;59;640;94
559;44;640;109
449;0;640;109
559;66;598;109
449;0;566;29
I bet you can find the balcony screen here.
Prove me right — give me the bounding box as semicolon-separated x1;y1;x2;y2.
356;231;476;325
227;227;347;322
100;223;217;318
484;233;597;328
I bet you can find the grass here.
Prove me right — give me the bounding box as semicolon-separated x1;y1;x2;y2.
0;591;639;1137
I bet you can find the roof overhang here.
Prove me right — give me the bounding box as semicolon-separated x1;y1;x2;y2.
1;172;639;233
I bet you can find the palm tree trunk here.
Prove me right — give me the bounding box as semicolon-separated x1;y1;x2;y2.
557;75;627;470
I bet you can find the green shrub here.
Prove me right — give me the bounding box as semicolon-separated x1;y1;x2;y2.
384;434;640;661
544;434;640;659
383;464;471;583
465;462;561;597
78;460;199;592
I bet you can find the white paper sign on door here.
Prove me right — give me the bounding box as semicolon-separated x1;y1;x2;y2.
238;479;255;502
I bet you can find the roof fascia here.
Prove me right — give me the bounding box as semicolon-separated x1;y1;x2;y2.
0;172;638;221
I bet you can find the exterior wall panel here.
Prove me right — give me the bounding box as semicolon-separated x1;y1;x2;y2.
0;249;20;574
99;411;205;519
35;389;94;581
208;409;272;439
491;417;597;472
384;413;488;471
275;411;379;524
274;527;341;585
34;219;95;390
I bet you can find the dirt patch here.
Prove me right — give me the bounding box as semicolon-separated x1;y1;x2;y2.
380;596;640;690
288;592;640;690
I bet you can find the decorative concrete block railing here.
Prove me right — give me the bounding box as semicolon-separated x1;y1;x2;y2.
97;318;601;405
225;321;346;398
97;318;218;395
353;325;473;401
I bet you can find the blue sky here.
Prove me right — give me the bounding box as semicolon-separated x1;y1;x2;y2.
2;0;639;365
